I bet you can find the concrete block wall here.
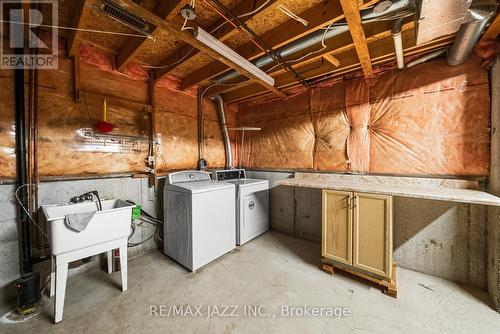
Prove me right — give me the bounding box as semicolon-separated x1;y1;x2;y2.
247;171;488;290
0;184;20;304
0;176;160;305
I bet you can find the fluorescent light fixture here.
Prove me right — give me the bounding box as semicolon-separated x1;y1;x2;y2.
193;27;275;87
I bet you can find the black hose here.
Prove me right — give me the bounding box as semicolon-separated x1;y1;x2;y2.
93;191;102;211
126;199;162;223
128;217;159;247
126;199;161;247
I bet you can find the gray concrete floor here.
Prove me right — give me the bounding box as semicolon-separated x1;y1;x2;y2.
1;231;500;334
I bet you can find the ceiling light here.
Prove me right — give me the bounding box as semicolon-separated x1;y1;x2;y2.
180;4;196;20
193;27;275;87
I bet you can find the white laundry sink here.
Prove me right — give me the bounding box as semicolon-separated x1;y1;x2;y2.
42;199;134;256
43;199;133;323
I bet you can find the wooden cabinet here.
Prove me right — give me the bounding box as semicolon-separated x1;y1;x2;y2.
322;190;352;266
322;190;393;280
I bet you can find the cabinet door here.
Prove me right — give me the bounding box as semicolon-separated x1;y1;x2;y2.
353;193;392;279
322;190;353;265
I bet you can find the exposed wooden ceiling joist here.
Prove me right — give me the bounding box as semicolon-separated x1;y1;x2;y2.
112;0;285;97
116;0;191;71
323;54;341;67
222;28;455;103
339;0;373;77
206;20;404;97
67;0;92;57
178;0;381;90
154;0;277;79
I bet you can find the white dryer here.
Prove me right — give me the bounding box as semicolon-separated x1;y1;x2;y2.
214;169;269;245
164;170;235;271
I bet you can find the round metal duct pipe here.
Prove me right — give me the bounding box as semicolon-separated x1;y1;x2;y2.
447;3;496;66
214;0;413;84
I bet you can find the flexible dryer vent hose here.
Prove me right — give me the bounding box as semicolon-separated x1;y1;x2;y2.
212;95;233;169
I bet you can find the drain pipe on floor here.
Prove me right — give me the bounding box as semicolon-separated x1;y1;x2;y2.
212;95;233;169
392;18;405;69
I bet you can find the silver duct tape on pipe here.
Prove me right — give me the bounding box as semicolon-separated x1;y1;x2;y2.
214;0;413;84
447;2;496;66
212;95;233;168
392;18;405;69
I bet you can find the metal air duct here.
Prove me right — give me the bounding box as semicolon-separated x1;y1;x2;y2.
447;1;496;66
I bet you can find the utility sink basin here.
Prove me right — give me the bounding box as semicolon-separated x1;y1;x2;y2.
42;199;134;256
43;199;133;323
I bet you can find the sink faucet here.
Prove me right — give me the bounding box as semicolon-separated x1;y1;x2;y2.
70;191;102;211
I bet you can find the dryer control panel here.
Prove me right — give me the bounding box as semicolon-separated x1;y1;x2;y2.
214;169;246;181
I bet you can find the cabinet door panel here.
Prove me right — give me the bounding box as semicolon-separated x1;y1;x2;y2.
353;193;392;278
322;190;352;265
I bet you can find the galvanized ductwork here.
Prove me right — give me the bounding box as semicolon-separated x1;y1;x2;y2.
212;95;233;168
214;0;415;84
447;1;496;66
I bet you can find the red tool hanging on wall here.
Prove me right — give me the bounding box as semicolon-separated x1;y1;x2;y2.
95;98;114;133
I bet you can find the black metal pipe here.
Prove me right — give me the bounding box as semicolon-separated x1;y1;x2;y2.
14;48;32;274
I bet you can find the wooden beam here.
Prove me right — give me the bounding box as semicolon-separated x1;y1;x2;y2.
339;0;373;77
147;70;156;187
112;0;284;97
207;21;406;97
179;0;380;89
479;12;500;43
73;46;81;101
155;0;277;78
222;29;455;103
116;0;190;71
67;0;91;57
323;54;341;67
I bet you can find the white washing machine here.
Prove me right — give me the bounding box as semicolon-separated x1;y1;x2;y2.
214;169;269;245
164;170;236;271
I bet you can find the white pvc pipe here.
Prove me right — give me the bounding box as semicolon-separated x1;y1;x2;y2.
393;31;404;69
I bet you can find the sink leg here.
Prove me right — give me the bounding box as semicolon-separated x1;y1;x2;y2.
107;250;113;273
119;241;127;292
54;261;68;323
49;256;55;298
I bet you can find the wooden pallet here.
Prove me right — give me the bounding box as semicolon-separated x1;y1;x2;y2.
322;261;398;298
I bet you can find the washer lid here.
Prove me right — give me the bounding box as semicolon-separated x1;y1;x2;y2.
226;178;269;187
167;180;235;194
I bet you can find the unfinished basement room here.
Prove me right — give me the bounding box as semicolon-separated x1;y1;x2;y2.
2;0;500;333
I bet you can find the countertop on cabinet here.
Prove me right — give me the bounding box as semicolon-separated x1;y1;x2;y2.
276;173;500;207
